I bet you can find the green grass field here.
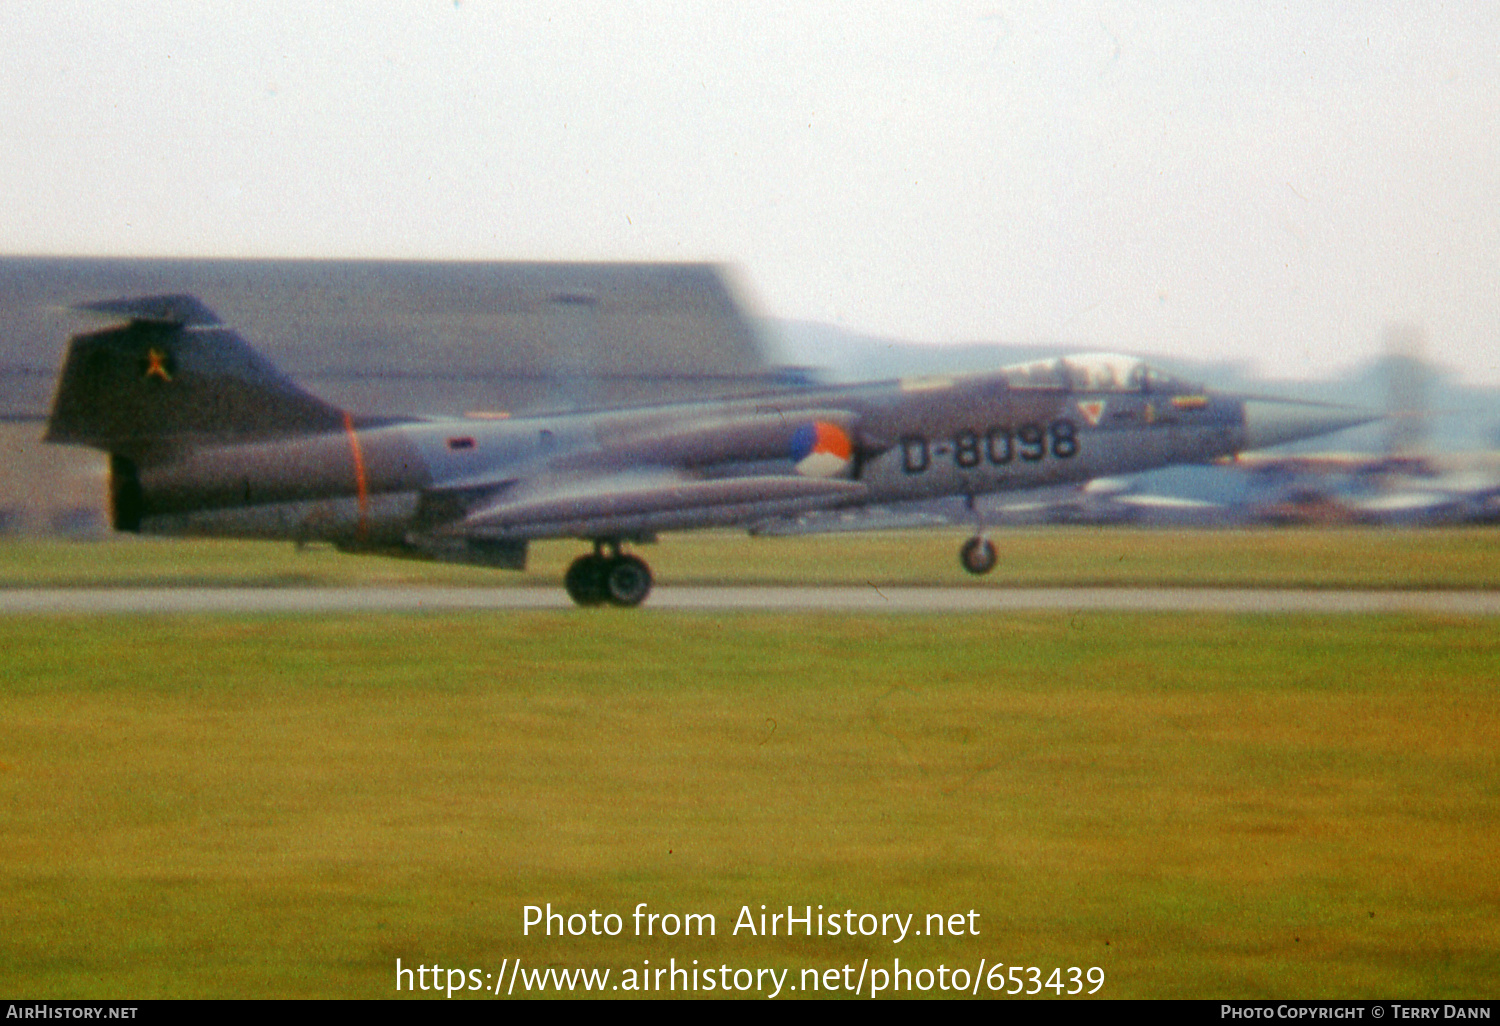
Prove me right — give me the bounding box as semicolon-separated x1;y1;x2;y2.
1;526;1498;589
2;611;1496;998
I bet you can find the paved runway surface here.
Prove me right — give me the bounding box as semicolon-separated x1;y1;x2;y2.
1;587;1497;615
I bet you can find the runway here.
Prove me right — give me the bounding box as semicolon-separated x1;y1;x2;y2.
1;586;1498;615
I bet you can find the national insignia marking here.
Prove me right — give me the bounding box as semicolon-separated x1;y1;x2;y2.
1172;395;1208;410
791;421;853;478
1077;400;1106;426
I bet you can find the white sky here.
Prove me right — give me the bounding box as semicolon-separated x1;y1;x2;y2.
4;2;1498;383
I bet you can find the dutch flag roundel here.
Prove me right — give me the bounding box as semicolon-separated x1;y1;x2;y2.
791;421;853;478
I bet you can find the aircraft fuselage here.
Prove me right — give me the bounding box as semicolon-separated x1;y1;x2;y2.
45;297;1374;605
119;369;1246;550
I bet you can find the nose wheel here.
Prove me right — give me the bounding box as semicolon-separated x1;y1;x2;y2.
565;542;654;607
959;535;997;575
958;493;997;575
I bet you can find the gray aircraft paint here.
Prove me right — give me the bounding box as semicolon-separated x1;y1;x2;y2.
40;292;1375;605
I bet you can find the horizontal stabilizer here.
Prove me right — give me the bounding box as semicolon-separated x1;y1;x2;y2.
74;295;223;327
46;294;347;454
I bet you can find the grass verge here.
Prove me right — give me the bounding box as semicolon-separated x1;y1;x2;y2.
1;612;1496;998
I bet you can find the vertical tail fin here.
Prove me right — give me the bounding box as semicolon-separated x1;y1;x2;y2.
44;295;347;456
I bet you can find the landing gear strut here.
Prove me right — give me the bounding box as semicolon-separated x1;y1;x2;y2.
958;494;997;575
564;540;654;608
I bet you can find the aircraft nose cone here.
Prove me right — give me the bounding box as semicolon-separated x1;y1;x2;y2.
1241;399;1380;451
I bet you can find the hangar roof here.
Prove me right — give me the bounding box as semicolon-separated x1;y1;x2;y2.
0;257;781;419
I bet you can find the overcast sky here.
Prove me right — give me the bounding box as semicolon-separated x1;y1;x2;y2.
4;2;1498;383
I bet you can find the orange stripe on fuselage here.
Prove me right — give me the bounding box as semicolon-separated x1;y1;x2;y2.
343;411;370;541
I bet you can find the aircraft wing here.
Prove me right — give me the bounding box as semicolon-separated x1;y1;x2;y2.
750;499;963;535
444;470;866;539
420;407;870;540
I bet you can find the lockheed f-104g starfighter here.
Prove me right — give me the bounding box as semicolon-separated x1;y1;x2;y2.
44;294;1374;606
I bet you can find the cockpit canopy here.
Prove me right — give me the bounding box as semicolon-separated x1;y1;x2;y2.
1002;352;1199;393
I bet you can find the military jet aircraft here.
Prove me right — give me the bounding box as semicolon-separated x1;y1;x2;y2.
44;294;1375;606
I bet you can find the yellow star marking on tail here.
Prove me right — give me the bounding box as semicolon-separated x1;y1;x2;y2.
144;348;173;382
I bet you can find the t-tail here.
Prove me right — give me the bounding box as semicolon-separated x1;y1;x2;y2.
45;295;347;457
45;295;355;533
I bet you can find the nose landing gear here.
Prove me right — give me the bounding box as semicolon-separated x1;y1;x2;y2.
564;540;654;607
958;494;997;575
959;535;997;575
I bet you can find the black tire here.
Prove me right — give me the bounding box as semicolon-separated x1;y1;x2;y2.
959;535;997;575
604;555;653;607
564;554;608;606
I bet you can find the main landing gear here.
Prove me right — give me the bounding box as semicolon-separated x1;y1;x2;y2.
564;540;654;608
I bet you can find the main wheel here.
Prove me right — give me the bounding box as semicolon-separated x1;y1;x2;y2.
959;535;997;575
603;554;653;607
564;554;608;606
